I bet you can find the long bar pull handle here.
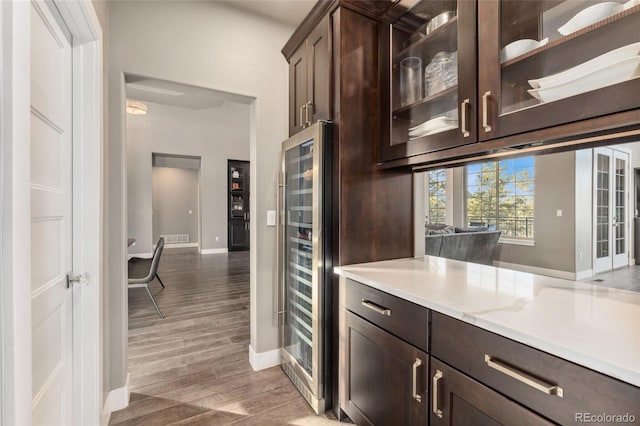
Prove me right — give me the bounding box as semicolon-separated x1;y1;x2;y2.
360;299;392;316
482;91;492;133
300;104;306;128
432;369;443;418
275;175;287;325
412;358;422;402
484;355;564;397
305;101;313;126
461;99;470;137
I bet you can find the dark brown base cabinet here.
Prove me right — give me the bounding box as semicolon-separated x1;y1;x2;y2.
339;279;640;425
342;312;428;426
340;279;429;426
430;358;552;426
431;312;640;426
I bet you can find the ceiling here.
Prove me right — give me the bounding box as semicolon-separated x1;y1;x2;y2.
125;1;318;109
221;0;317;27
125;75;254;110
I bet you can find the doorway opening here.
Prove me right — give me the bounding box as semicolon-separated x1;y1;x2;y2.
152;153;202;251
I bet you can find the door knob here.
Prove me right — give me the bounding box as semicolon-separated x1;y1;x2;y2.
67;272;91;288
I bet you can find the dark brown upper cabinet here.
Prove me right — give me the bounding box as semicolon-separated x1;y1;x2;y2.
380;0;478;162
288;15;331;136
478;0;640;141
379;0;640;167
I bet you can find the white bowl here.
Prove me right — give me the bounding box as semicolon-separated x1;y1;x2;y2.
528;42;640;89
558;2;624;35
500;38;548;63
527;55;640;103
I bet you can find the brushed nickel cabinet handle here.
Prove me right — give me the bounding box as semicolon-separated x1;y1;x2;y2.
432;369;443;418
461;99;470;137
482;91;492;133
412;358;422;402
360;299;391;316
300;104;306;128
305;101;313;126
484;355;564;398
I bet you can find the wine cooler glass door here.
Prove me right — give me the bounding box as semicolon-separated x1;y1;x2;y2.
283;138;316;377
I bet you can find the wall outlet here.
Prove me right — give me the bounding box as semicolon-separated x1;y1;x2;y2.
215;236;219;241
188;209;193;215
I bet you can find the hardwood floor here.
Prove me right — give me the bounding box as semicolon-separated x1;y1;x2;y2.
111;248;344;426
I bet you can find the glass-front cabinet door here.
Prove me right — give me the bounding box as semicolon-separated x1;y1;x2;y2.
478;0;640;141
380;0;477;162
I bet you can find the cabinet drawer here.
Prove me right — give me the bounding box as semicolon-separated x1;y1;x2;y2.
343;279;429;352
432;312;640;425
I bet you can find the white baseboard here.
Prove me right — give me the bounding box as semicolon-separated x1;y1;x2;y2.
127;252;152;260
249;345;280;371
200;248;228;255
101;373;130;426
575;269;594;280
164;242;199;249
493;261;578;280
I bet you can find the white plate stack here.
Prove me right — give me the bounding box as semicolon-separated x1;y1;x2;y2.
408;109;458;140
527;42;640;103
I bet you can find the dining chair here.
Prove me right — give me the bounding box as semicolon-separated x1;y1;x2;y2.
128;237;165;318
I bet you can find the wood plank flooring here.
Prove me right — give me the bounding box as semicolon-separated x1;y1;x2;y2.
111;248;344;426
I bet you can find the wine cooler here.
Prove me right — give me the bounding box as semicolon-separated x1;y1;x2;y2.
278;121;332;414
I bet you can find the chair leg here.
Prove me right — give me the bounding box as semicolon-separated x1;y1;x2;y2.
156;274;165;288
145;285;164;319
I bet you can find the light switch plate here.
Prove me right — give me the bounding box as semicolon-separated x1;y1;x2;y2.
267;210;276;226
557;209;563;217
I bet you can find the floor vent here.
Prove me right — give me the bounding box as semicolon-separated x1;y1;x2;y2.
162;234;189;244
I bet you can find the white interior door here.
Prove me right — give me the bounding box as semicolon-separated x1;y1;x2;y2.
30;2;73;424
612;150;630;269
593;148;630;274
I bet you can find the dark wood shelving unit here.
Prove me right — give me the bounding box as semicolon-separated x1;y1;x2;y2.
227;159;250;252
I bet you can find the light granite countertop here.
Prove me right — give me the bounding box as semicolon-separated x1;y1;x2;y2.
334;256;640;388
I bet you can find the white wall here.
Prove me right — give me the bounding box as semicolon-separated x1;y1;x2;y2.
127;101;249;254
106;0;294;390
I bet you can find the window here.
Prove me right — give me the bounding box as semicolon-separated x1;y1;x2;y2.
466;157;534;239
426;169;447;224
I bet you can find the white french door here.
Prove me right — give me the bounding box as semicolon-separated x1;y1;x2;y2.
30;1;74;424
593;147;630;274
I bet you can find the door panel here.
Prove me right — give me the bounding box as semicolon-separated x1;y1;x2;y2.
307;16;330;124
30;2;73;424
594;148;629;273
342;312;428;426
289;49;307;135
613;151;629;268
